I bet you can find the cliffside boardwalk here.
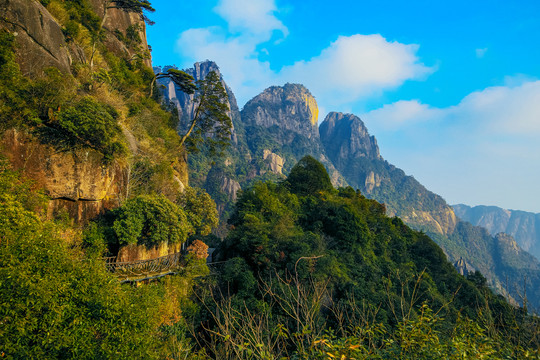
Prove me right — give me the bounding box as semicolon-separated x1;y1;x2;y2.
104;251;221;283
104;252;184;283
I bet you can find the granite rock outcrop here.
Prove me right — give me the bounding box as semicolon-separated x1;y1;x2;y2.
453;204;540;261
2;129;127;224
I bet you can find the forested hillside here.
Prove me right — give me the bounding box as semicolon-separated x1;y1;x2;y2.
1;0;540;358
161;62;540;311
193;156;540;358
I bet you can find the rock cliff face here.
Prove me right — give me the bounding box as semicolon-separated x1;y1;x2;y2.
0;0;151;78
454;204;540;261
0;0;161;227
155;61;241;144
454;257;474;276
0;0;73;76
320;111;457;235
263;149;284;175
117;242;182;263
320;112;380;165
87;0;152;68
241;83;345;186
242;83;319;142
2;129;127;224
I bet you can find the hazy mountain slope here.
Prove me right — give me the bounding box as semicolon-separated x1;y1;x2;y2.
454;204;540;261
319;111;540;311
320;112;457;235
158;65;540;310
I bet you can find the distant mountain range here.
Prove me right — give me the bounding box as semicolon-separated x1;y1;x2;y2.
454;204;540;262
157;60;540;311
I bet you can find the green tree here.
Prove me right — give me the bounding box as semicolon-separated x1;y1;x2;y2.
286;155;334;196
179;70;233;157
112;194;192;247
150;68;196;97
100;0;155;28
176;186;219;236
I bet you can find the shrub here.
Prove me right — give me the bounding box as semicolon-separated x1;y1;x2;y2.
176;187;218;236
41;97;125;160
112;194;192;247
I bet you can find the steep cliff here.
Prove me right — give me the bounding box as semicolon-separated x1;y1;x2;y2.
241;83;319;141
1;129;126;224
454;204;540;261
87;0;152;68
320;112;380;164
0;0;73;75
241;84;344;185
0;0;185;229
320;111;457;235
156;61;240;144
0;0;151;77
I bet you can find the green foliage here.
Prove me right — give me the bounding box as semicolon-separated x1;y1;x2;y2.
82;221;108;257
286;155;334;196
177;186;219;236
125;24;142;47
181;71;233;157
0;158;48;216
107;0;156;25
0;163;175;359
0;31;40;129
62;20;80;41
153;68;197;97
112;194;192;247
61;0;101;34
202;157;540;358
38;97;125;160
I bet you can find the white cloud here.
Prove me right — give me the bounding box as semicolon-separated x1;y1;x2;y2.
280;35;434;105
361;99;443;130
461;81;540;135
364;80;540;135
362;80;540;212
176;27;276;104
177;26;433;110
475;48;488;58
214;0;288;37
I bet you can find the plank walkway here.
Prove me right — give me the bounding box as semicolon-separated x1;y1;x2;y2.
103;252;225;284
104;252;184;283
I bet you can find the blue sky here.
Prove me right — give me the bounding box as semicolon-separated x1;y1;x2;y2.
146;0;540;213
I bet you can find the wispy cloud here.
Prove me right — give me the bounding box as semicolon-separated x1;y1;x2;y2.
176;0;433;112
213;0;288;37
475;47;488;58
362;80;540;212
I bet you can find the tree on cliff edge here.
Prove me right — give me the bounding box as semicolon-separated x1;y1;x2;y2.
90;0;155;68
179;70;232;157
100;0;155;28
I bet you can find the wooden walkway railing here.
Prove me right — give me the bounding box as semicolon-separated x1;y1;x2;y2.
104;252;184;283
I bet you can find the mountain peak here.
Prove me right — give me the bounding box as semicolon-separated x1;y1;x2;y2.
320;112;380;162
242;83;319;139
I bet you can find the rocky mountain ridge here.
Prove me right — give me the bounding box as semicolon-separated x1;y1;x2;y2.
0;0;187;226
159;60;540;310
454;204;540;261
